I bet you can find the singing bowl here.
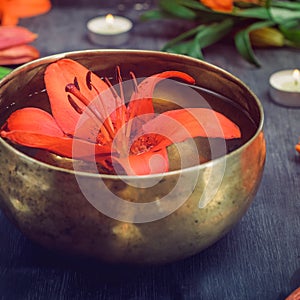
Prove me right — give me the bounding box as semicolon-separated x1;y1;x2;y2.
0;50;266;264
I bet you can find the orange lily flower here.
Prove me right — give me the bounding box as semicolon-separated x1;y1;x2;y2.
0;0;51;25
200;0;262;12
201;0;233;12
0;59;241;175
296;140;300;154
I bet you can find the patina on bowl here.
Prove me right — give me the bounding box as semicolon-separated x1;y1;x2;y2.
0;50;266;264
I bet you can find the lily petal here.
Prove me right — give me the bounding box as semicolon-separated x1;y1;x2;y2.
44;58;115;136
0;107;111;158
143;108;241;150
114;148;169;175
127;71;196;119
2;107;64;136
2;131;112;159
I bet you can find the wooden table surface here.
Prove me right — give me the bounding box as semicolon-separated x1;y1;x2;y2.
0;1;299;299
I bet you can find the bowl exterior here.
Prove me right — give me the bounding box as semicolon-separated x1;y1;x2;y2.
0;50;266;264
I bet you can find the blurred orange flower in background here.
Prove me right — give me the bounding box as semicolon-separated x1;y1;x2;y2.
0;0;51;25
200;0;262;12
201;0;233;12
0;0;51;65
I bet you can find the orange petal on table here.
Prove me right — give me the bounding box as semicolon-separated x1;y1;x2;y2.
201;0;233;12
128;71;196;120
113;148;169;175
296;143;300;153
143;108;241;150
0;0;51;25
0;107;111;159
44;59;115;137
0;44;39;65
0;26;37;50
286;287;300;300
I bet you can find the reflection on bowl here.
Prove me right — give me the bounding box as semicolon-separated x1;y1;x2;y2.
0;50;266;264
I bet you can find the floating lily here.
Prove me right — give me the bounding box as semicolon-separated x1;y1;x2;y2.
0;58;241;175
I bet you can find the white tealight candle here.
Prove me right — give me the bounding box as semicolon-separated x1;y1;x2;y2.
87;14;133;46
269;69;300;107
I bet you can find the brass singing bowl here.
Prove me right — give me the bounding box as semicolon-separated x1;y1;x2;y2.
0;50;266;264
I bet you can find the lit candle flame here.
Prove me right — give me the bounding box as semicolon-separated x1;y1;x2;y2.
105;14;114;26
293;69;300;86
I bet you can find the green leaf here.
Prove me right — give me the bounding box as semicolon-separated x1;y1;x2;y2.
235;31;260;67
162;18;234;59
233;7;271;19
270;7;300;24
234;21;275;67
177;0;211;11
188;39;204;59
272;1;300;10
195;18;235;48
265;0;272;9
162;24;206;51
0;66;12;80
154;0;300;66
163;40;203;59
163;19;234;60
140;9;170;21
164;39;204;60
279;20;300;46
159;0;196;20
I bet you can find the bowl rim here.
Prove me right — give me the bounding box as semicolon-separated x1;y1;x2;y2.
0;49;265;179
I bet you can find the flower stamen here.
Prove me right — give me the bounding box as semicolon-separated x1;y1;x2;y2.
84;72;115;138
74;76;80;91
105;76;126;130
115;66;135;153
86;71;92;90
130;134;157;155
103;76;127;154
68;95;83;114
125;71;141;140
116;66;125;107
130;71;139;93
65;83;90;106
65;82;114;140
